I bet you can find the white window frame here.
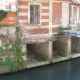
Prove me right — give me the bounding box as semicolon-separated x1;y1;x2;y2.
72;5;78;20
77;6;80;21
28;3;41;25
71;5;78;30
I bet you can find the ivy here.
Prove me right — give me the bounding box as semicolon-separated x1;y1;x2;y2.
0;28;27;73
0;10;8;20
58;27;63;34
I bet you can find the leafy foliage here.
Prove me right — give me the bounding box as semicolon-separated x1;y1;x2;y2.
58;27;63;34
0;10;8;20
0;28;27;72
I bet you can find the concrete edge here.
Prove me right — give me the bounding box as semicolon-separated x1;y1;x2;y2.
27;61;50;68
52;57;69;63
71;53;80;58
27;54;80;69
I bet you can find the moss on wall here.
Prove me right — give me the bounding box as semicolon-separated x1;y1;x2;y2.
0;27;27;74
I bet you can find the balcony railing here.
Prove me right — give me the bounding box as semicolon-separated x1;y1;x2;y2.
63;19;80;37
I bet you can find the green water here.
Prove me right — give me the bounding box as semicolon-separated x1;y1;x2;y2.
0;58;80;80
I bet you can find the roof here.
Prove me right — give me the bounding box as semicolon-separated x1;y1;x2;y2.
72;0;80;4
63;30;80;37
20;34;54;43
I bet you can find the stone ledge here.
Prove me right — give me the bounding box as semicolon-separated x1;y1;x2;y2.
52;57;69;63
20;34;55;44
71;53;80;58
27;61;49;68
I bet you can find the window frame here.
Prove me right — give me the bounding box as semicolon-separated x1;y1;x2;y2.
28;3;41;25
71;5;78;26
72;5;78;20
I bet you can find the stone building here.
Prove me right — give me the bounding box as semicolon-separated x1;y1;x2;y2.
0;0;80;69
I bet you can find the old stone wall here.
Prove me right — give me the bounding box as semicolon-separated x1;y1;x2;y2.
27;42;53;61
71;36;80;53
0;26;27;74
0;26;16;46
53;35;71;57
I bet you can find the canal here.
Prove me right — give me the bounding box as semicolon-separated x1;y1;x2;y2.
0;58;80;80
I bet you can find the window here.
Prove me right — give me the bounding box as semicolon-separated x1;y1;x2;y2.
73;6;77;20
72;6;77;25
30;5;40;24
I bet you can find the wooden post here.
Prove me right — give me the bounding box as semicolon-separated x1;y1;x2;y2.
49;0;52;34
49;0;53;61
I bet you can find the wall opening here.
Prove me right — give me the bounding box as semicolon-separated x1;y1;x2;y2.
52;35;69;62
71;36;80;56
27;44;45;65
53;41;65;60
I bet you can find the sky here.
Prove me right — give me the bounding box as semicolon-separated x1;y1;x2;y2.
0;0;16;11
0;0;16;2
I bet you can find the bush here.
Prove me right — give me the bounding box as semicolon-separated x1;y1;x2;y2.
0;28;27;73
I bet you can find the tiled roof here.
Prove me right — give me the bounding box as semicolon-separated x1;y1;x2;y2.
20;34;54;43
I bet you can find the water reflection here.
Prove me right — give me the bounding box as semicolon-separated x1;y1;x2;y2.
0;58;80;80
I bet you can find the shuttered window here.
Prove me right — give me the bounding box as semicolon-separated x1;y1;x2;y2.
30;5;40;24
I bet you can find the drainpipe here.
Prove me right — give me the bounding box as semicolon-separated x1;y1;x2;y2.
49;0;52;34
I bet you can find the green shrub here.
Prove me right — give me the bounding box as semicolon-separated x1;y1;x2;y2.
0;27;27;73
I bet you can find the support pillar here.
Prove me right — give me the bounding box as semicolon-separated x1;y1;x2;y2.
48;0;53;61
67;36;71;58
21;43;26;52
21;43;27;60
49;0;52;34
53;35;71;57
